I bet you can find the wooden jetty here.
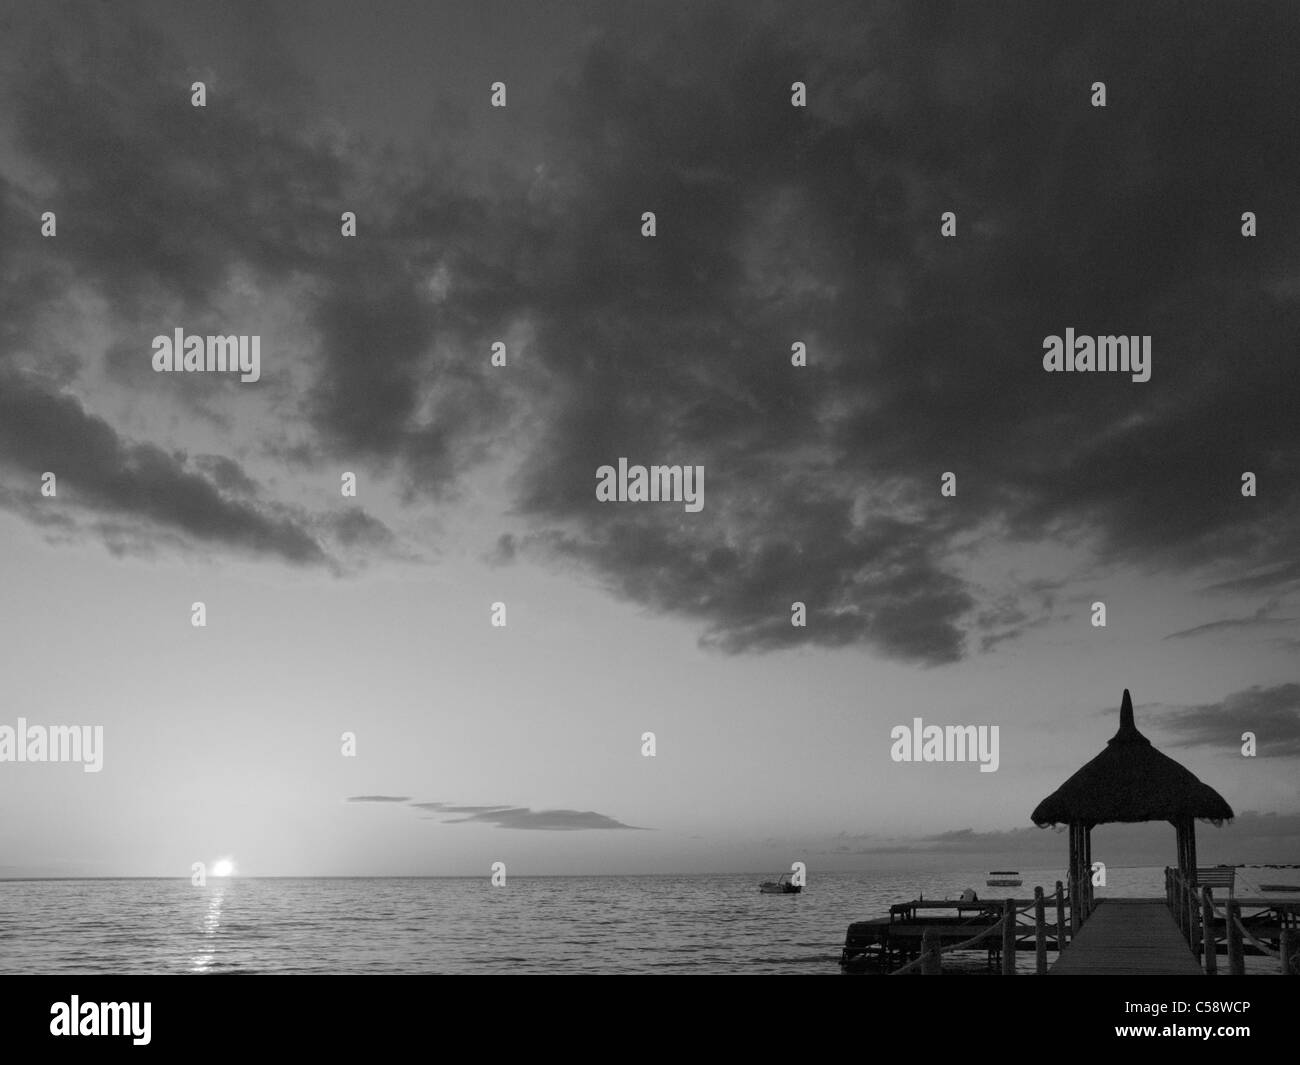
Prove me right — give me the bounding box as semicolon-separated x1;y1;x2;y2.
1048;899;1200;974
840;878;1300;975
1168;869;1300;975
841;884;1070;974
841;901;1012;973
840;694;1300;976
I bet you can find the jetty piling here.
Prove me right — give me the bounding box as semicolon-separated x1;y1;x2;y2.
1034;887;1048;974
1055;880;1066;950
1001;898;1016;974
920;928;941;974
1226;899;1245;975
1201;887;1217;974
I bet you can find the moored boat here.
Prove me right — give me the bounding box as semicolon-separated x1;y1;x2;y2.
986;870;1022;887
759;873;802;894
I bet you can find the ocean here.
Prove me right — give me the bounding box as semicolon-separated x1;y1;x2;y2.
0;867;1287;974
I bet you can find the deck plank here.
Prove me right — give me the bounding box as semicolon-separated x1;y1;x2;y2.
1049;899;1202;975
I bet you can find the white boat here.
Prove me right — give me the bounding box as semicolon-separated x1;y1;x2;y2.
986;870;1022;887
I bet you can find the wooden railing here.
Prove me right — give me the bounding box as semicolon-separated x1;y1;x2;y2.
893;881;1071;975
1166;868;1299;975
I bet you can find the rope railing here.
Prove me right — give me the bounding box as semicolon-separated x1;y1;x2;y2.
1197;889;1261;954
1171;873;1297;974
890;883;1070;975
1227;907;1279;960
889;919;1005;975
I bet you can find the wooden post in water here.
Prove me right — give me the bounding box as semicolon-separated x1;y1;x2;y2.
1282;929;1296;976
1055;880;1067;953
1225;899;1245;976
920;927;941;975
1001;898;1016;975
1034;886;1047;974
1200;887;1217;975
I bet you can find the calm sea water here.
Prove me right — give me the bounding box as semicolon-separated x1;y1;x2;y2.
0;866;1288;974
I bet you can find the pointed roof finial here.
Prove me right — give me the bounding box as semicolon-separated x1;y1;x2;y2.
1109;688;1149;746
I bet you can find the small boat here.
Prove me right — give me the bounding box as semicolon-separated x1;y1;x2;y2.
759;873;802;894
986;870;1022;887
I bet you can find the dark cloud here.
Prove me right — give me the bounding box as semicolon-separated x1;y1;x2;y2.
921;829;984;845
814;811;1300;865
486;533;516;566
193;454;260;498
441;807;645;831
1208;562;1300;596
1165;601;1297;640
1151;684;1300;758
4;2;1299;664
527;503;973;663
0;370;329;565
975;583;1060;651
9;26;341;319
3;5;513;497
495;1;1300;664
411;802;643;830
325;506;397;550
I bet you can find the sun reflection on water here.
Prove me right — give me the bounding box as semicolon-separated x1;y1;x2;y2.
190;883;226;973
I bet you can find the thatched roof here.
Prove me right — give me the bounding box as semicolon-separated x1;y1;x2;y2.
1031;689;1234;828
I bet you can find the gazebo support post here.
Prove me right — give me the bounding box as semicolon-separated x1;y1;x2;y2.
1179;819;1191;942
1083;824;1094;916
1174;817;1199;946
1067;822;1081;932
1173;822;1183;937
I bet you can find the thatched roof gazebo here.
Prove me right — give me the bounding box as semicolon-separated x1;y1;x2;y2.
1031;689;1233;929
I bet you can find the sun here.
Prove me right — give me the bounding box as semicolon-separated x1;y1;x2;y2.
211;858;235;878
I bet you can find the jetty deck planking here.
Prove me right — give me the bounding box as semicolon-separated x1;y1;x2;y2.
1049;899;1202;975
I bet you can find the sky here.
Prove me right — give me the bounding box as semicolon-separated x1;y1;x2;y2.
0;0;1297;878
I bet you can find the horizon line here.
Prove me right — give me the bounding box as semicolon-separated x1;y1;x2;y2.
7;863;1295;883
